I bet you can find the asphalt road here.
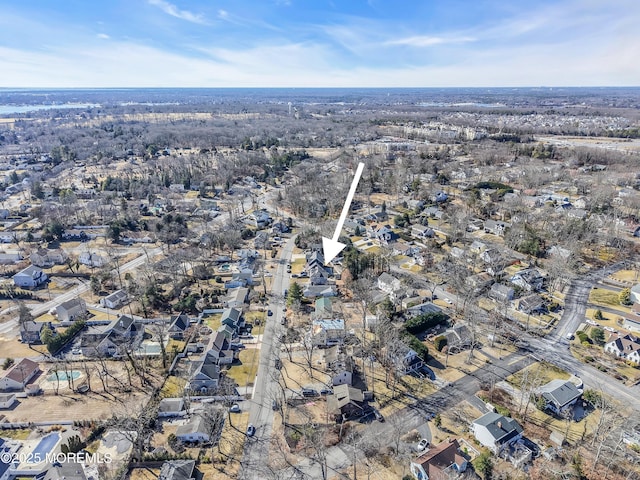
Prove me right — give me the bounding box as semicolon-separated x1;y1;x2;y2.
240;236;296;479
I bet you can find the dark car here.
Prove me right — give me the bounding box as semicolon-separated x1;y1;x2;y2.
302;388;318;397
373;409;385;422
246;424;256;437
267;309;273;316
275;359;282;370
272;400;280;411
320;388;333;395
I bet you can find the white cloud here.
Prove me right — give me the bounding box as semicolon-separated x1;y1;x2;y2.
97;33;110;39
385;35;476;47
218;9;229;20
147;0;206;24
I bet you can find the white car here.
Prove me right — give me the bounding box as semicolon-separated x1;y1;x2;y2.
415;439;430;452
444;298;453;305
71;348;82;355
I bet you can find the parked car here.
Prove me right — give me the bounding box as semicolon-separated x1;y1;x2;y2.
280;316;286;325
267;309;273;316
444;298;453;305
230;343;246;350
272;400;280;411
229;404;241;413
302;388;318;397
320;388;333;395
415;439;430;452
71;348;82;355
239;333;254;339
246;424;256;437
373;409;385;422
275;359;282;370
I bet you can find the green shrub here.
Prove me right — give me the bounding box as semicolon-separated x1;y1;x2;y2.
434;335;448;352
405;311;448;334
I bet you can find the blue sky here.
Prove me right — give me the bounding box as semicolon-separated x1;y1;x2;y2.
1;0;638;87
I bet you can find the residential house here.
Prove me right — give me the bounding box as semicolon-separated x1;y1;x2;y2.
0;393;17;409
100;289;129;309
484;219;510;236
20;320;51;344
388;343;424;374
44;461;89;480
206;332;236;365
411;224;435;239
13;265;48;288
30;248;67;268
445;325;473;353
482;284;512;307
254;232;271;249
303;285;337;298
518;294;545;314
0;359;39;391
326;383;366;421
158;398;187;418
622;317;640;334
55;298;87;324
378;272;401;295
375;225;398;244
406;302;443;319
252;210;272;228
312;319;345;347
309;265;329;285
604;333;640;364
306;250;326;270
537;380;582;415
79;252;107;268
187;358;221;393
158;460;196;480
471;412;524;455
433;191;448;203
390;242;421;257
326;351;355;387
0;252;22;265
221;308;244;330
424;206;444;220
369;208;388;222
271;220;290;235
469;240;487;255
410;439;468;480
175;416;211;443
511;268;544;292
314;297;333;319
466;272;494;294
80;315;142;358
224;287;249;308
217;324;236;341
169;314;190;340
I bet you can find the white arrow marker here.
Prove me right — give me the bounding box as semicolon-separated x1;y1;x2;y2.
322;162;365;264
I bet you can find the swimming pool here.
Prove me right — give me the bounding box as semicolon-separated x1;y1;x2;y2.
28;432;60;463
136;343;162;355
47;370;81;382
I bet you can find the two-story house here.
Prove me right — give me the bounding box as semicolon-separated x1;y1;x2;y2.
471;412;524;455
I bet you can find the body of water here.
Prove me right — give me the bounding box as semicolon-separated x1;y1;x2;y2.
0;103;99;115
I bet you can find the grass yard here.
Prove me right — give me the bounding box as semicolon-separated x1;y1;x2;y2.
0;429;30;440
159;375;186;398
290;258;305;274
245;310;266;336
507;361;571;388
609;269;639;283
205;313;223;331
589;288;632;314
225;348;260;387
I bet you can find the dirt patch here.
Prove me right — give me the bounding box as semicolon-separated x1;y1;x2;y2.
3;391;151;423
